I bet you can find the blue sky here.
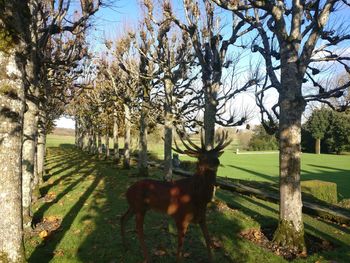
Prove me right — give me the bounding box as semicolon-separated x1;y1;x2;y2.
57;1;350;129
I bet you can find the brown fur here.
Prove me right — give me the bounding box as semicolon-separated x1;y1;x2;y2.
120;151;222;262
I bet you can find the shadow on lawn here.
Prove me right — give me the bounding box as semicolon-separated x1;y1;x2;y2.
29;144;251;263
28;144;350;263
228;165;276;183
228;162;350;200
219;190;350;250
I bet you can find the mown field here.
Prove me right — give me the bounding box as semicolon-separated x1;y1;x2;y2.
24;135;350;262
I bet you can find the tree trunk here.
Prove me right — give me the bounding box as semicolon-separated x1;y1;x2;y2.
315;138;321;154
77;118;84;149
37;125;46;184
32;132;40;203
113;110;119;161
105;132;110;159
163;78;173;181
87;129;93;154
92;130;97;154
75;118;78;146
124;104;131;169
22;100;38;227
138;101;148;176
0;21;28;260
273;60;306;252
82;128;88;151
203;77;220;199
203;79;219;150
98;132;102;157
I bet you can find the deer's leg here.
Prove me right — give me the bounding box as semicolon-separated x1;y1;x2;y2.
121;207;134;249
176;220;189;263
199;220;213;263
135;212;150;263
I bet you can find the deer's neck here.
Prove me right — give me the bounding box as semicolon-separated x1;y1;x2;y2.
193;167;217;204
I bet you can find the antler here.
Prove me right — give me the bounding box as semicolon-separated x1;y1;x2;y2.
213;131;232;152
172;132;202;156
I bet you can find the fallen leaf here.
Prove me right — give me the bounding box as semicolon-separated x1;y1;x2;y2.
45;216;59;222
211;237;222;249
53;249;64;257
154;249;166;256
73;229;81;234
253;231;261;240
39;230;48;239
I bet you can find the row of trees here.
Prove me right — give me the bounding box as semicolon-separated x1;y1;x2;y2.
1;0;350;260
0;1;105;261
72;0;256;182
72;0;350;253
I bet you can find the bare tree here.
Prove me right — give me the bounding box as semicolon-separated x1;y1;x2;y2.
106;35;140;169
171;0;257;149
19;0;103;227
0;1;31;261
142;0;196;181
212;0;350;252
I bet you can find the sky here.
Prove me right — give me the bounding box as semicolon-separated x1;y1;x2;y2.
56;0;350;129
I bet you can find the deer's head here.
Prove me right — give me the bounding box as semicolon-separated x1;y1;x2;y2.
172;131;232;172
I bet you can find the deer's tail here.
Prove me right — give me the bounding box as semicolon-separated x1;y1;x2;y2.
120;207;134;249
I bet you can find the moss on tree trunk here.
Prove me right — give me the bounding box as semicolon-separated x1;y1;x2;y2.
273;220;306;253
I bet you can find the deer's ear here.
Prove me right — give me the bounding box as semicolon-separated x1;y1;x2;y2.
218;151;224;157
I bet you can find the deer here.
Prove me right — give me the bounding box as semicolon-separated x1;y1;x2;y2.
120;131;231;263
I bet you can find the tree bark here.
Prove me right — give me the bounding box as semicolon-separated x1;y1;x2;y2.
98;132;102;157
22;100;38;227
113;110;119;161
203;77;219;150
123;104;131;169
92;130;97;154
105;131;110;159
0;1;29;257
87;129;93;154
138;101;148;176
163;78;173;181
77;118;84;149
315;138;321;154
273;59;306;252
75;118;78;146
36;124;46;184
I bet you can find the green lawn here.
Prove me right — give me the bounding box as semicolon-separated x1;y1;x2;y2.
25;139;350;262
218;151;350;200
47;134;350;199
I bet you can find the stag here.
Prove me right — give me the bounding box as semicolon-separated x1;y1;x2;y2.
120;132;231;262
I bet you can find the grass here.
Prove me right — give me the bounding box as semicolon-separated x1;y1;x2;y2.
24;136;350;262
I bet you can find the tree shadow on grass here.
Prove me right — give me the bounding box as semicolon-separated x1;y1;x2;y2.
27;145;350;263
218;190;350;252
228;165;276;183
75;166;266;263
75;158;282;262
44;151;85;176
40;151;95;196
29;145;100;262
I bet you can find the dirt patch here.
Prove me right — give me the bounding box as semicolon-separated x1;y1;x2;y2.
239;227;335;260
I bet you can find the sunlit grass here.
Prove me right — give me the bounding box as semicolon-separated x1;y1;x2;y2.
24;136;350;262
